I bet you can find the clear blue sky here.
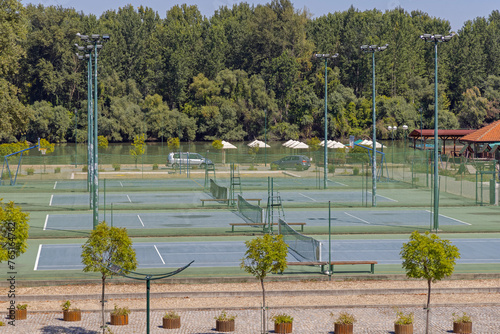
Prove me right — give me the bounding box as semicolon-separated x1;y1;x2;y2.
25;0;499;32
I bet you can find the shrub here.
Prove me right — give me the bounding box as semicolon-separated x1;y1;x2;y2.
394;309;413;325
353;167;360;175
214;310;236;321
163;311;180;319
54;167;61;173
17;304;28;310
452;312;472;323
82;166;88;172
26;167;34;175
270;163;278;170
332;312;356;325
111;304;130;316
112;164;120;171
61;301;71;311
152;163;159;170
0;321;4;326
328;164;335;174
272;313;293;324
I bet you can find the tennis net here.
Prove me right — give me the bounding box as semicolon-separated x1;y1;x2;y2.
237;194;263;224
210;179;228;200
279;218;322;262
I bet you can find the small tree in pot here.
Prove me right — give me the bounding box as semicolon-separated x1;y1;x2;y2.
400;231;460;334
240;234;288;334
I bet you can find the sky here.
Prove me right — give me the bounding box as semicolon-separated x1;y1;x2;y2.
24;0;499;32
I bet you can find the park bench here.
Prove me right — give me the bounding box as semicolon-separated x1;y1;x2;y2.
201;198;262;207
229;222;305;232
286;260;377;274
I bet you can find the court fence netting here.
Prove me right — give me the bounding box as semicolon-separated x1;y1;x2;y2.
237;194;263;224
279;218;322;262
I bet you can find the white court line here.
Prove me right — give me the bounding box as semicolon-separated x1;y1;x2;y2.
327;179;348;187
120;181;124;187
49;195;53;206
367;192;398;202
154;245;165;264
344;212;372;224
43;215;49;230
299;193;317;201
53;181;57;189
34;244;43;271
126;195;132;203
137;215;144;227
425;210;471;225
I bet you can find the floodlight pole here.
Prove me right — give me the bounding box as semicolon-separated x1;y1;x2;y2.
107;261;194;334
264;109;267;167
315;53;338;189
361;44;388;206
420;33;454;232
74;109;78;167
92;37;99;230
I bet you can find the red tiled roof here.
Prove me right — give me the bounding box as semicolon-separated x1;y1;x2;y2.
460;120;500;143
409;129;475;138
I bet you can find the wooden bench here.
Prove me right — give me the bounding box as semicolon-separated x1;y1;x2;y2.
286;260;378;274
201;198;262;207
229;222;305;232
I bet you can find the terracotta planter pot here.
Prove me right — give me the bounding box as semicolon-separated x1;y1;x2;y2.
63;310;81;322
215;319;235;332
394;323;413;334
110;314;129;326
274;322;293;333
453;322;472;333
334;323;353;334
163;317;181;329
12;309;27;320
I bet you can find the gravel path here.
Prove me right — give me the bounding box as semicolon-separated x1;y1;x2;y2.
2;278;499;333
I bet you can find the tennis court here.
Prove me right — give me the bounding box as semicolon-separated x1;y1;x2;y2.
42;208;469;231
34;237;500;271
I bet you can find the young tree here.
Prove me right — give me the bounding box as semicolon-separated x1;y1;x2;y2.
0;200;29;262
81;221;137;334
400;231;460;334
130;133;146;167
241;234;288;334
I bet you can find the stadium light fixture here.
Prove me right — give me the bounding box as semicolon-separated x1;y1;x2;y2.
420;32;454;232
361;43;389;207
315;52;339;189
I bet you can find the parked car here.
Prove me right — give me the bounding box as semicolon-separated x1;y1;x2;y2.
272;155;311;170
167;152;213;168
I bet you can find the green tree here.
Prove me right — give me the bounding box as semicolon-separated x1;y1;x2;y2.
130;133;146;167
458;86;488;128
167;137;180;151
97;135;108;149
81;221;137;334
0;201;29;263
240;234;288;334
400;231;460;334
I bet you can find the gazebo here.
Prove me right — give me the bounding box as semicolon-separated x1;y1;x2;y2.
409;129;475;155
459;120;500;159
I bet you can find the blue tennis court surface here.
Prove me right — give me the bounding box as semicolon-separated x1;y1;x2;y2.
34;238;500;271
43;209;468;230
50;190;393;206
50;191;211;206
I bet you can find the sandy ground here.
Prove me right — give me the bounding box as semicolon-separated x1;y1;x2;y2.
6;279;500;312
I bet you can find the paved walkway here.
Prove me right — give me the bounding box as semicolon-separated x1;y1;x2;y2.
4;305;499;333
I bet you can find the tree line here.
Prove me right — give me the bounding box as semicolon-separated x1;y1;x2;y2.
1;0;500;144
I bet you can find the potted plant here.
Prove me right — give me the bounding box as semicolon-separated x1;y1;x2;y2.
270;163;278;171
163;311;181;329
13;304;28;320
110;304;130;326
214;310;236;332
452;312;472;333
112;163;121;171
61;300;81;322
54;167;61;173
152;163;159;170
26;167;34;175
332;312;356;334
272;313;293;333
394;309;414;334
